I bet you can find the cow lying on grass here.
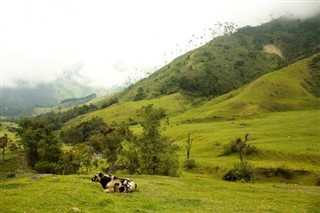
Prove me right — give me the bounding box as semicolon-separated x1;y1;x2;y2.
91;172;137;193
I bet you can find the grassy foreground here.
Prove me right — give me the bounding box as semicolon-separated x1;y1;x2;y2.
1;173;320;213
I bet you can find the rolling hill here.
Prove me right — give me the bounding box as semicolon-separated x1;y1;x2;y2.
172;53;320;123
1;14;320;213
119;14;320;101
65;54;320;127
61;53;320;179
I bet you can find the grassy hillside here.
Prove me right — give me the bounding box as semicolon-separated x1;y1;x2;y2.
63;93;203;128
1;107;319;212
1;86;319;212
1;174;320;213
58;53;320;185
64;54;320;127
1;15;320;213
172;54;320;123
119;14;320;101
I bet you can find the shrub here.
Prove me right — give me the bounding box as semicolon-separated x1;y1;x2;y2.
223;161;254;182
219;140;238;156
219;141;259;156
315;175;320;186
34;161;59;173
275;166;293;179
243;144;259;155
183;159;196;170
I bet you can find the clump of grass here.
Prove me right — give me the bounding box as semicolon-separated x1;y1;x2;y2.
183;159;196;170
222;161;255;182
219;140;259;157
275;165;293;179
315;175;320;186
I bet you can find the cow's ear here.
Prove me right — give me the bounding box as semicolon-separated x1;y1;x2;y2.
99;172;104;177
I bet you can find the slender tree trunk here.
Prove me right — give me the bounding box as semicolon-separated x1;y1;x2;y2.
186;132;192;160
239;148;243;162
2;147;5;161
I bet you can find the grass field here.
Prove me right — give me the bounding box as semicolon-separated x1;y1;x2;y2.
1;54;320;212
1;109;319;212
1;173;320;213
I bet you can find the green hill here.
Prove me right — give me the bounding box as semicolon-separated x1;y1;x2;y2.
173;53;320;123
65;54;320;127
119;14;320;101
1;14;320;213
60;53;320;181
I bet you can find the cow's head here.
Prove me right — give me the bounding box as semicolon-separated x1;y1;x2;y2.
91;172;108;182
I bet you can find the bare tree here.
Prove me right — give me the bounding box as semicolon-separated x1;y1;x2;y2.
186;132;192;160
235;138;245;162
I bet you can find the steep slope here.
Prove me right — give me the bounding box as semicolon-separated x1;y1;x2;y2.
172;54;320;123
64;54;320;128
120;14;320;101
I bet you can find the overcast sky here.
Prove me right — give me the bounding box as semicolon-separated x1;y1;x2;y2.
0;0;319;88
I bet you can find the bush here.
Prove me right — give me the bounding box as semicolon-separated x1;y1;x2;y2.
183;159;196;170
219;140;238;156
223;161;254;182
315;175;320;186
243;144;259;155
34;161;59;173
219;141;259;156
275;166;293;179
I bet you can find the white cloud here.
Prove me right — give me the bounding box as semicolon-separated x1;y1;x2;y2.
0;0;319;88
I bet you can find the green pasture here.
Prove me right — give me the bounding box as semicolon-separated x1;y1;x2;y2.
1;173;319;213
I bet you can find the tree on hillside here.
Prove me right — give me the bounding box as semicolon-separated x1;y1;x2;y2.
18;118;61;172
88;123;132;174
71;143;97;174
186;132;192;160
60;116;105;145
222;133;255;182
134;87;145;101
137;104;179;176
0;134;18;161
183;132;196;170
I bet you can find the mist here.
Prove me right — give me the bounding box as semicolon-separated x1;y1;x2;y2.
0;0;319;89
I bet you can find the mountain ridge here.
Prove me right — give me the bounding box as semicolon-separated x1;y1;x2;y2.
118;14;320;101
64;53;320;128
1;71;104;117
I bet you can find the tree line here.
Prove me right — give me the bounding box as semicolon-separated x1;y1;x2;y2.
14;104;179;176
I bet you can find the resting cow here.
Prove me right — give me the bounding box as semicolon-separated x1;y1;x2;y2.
91;172;137;193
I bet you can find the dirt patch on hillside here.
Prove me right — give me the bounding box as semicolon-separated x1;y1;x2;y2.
263;44;284;58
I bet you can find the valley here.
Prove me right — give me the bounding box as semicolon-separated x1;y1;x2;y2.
1;14;320;212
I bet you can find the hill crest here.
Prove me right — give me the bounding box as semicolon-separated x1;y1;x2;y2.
118;14;320;102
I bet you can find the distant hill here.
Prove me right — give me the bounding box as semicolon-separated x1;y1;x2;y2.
60;93;97;105
119;14;320;101
1;70;104;117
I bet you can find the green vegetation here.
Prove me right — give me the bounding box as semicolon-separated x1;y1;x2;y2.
1;14;320;212
136;104;179;176
60;93;97;105
119;14;320;101
1;174;319;212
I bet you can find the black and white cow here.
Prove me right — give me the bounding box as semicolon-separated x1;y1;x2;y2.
91;172;137;193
